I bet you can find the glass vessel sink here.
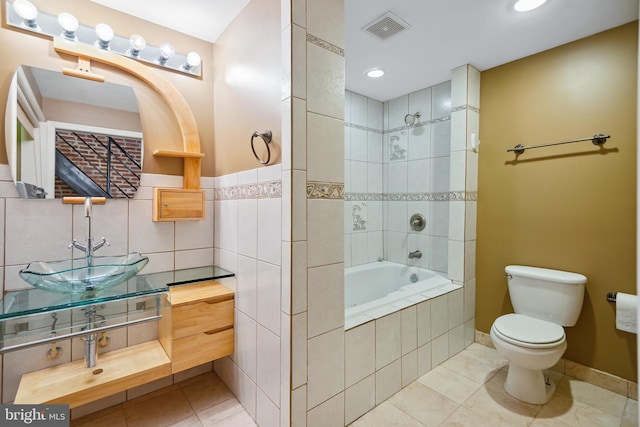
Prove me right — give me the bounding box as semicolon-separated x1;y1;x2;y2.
19;253;149;294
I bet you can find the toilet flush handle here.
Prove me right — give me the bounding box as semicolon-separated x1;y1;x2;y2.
504;273;513;280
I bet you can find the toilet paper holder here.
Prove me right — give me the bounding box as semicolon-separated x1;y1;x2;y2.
607;292;617;303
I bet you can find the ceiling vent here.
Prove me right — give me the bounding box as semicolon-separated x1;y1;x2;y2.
362;12;410;40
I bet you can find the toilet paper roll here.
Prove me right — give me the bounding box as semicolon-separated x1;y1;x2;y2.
615;292;638;334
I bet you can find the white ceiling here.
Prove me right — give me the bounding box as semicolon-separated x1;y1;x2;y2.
346;0;639;101
89;0;250;43
91;0;638;102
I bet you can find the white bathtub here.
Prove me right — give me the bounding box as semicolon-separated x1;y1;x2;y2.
344;261;459;329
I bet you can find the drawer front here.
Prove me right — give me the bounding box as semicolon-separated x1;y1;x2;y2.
172;299;234;339
171;328;234;373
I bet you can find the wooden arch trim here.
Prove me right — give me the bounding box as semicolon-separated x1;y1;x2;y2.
53;37;202;189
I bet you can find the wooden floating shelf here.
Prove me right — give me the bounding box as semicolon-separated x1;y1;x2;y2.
153;149;205;159
15;340;171;408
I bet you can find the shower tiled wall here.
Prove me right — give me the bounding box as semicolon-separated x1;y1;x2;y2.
344;82;452;274
344;91;384;266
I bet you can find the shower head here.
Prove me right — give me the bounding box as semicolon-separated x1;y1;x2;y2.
404;112;421;125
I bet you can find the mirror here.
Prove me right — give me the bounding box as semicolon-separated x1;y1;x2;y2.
5;65;143;199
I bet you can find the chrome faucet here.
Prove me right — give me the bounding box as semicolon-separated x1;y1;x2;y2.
408;250;422;259
70;197;109;266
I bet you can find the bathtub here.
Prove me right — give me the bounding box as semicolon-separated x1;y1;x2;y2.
344;261;460;329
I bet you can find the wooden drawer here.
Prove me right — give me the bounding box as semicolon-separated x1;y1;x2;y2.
172;299;234;339
171;328;234;373
153;188;205;221
158;281;235;374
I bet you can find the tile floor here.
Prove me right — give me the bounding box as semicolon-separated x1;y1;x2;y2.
72;343;638;427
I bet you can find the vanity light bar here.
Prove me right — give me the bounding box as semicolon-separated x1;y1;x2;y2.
5;0;202;78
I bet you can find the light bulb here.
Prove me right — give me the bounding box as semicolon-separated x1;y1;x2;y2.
128;34;146;57
184;52;201;71
514;0;548;12
158;42;174;64
95;23;114;49
14;0;38;28
365;68;385;78
58;12;79;40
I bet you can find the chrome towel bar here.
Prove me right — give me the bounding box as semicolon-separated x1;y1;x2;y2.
507;133;610;155
607;292;617;303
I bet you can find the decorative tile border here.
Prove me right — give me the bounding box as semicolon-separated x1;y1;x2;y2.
385;115;451;134
345;191;477;202
452;104;480;114
346;115;454;135
306;34;344;57
214;181;281;200
214;182;476;202
345;123;384;134
307;181;344;199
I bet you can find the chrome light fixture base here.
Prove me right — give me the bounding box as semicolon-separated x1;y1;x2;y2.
5;0;202;77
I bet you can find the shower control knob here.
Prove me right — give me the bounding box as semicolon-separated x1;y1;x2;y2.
410;213;426;231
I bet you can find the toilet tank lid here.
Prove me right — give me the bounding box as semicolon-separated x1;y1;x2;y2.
506;265;587;285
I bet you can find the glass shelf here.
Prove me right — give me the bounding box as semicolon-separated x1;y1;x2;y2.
0;265;234;320
0;265;235;351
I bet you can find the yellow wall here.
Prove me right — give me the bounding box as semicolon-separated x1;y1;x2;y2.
213;0;281;176
0;0;215;176
478;22;638;381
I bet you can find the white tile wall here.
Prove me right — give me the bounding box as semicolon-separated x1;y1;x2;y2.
257;324;281;406
345;374;375;425
257;387;280;427
375;359;401;404
257;261;282;335
401;350;418;387
375;312;401;369
308;263;345;338
236;310;258;381
344;91;384;268
307;391;344;427
307;44;344;120
345;321;375;388
211;163;286;426
307;327;344;409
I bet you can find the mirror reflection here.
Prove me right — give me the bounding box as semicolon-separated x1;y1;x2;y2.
5;65;143;199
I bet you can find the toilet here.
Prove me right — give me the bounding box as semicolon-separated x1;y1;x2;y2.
490;265;586;404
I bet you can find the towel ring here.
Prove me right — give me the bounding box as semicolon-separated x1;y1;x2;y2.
251;130;272;165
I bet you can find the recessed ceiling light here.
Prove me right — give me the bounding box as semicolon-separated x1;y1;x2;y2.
514;0;548;12
365;68;385;78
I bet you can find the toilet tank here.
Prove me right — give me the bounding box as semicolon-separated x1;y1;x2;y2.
506;265;587;326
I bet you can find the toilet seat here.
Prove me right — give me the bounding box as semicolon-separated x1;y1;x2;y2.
493;314;565;349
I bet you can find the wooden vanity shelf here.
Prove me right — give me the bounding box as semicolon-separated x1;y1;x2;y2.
153;149;205;159
152;149;205;222
159;281;234;374
14;340;171;408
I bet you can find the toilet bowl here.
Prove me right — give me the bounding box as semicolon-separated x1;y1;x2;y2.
490;265;586;405
490;313;566;404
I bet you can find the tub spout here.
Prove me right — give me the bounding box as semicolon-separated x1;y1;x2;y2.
408;250;422;259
